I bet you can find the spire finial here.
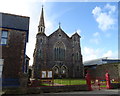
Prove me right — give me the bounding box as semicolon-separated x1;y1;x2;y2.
42;5;44;8
59;22;61;28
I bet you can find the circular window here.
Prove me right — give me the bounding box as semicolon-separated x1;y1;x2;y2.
58;34;62;38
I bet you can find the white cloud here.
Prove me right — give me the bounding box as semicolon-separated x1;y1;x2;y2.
102;50;112;58
0;0;31;16
45;19;55;36
96;13;114;31
92;4;116;31
82;47;102;61
90;32;101;44
92;6;101;16
105;4;116;14
93;32;100;37
90;38;99;44
102;50;118;58
82;46;118;62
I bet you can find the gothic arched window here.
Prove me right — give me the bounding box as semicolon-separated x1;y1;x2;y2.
54;42;66;61
38;49;43;59
75;52;80;60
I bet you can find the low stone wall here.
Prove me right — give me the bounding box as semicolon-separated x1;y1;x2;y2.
37;85;89;93
3;85;89;95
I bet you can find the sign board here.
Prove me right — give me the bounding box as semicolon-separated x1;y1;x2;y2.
42;71;47;78
41;70;53;79
48;71;52;78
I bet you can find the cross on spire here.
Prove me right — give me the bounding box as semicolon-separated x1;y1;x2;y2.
42;5;44;8
59;22;61;28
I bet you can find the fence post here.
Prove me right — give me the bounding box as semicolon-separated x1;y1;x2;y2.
85;72;92;91
105;72;111;89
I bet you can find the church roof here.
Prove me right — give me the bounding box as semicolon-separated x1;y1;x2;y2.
71;32;81;38
48;27;70;38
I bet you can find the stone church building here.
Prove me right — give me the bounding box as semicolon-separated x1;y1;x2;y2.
32;7;84;79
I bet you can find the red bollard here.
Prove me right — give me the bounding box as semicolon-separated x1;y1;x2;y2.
85;72;92;91
98;81;101;90
105;72;111;89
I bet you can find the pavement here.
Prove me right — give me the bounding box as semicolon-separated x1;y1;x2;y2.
1;89;120;96
40;89;120;96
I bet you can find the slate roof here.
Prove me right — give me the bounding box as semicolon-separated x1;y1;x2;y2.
48;27;70;38
0;12;30;42
71;32;81;38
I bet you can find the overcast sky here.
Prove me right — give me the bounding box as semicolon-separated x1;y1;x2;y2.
0;0;118;65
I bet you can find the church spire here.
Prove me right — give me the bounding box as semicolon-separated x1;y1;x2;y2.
38;5;45;33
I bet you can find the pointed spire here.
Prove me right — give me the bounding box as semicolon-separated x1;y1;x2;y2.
38;5;45;33
39;5;45;27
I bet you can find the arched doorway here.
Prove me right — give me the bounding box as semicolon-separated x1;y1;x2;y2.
61;65;68;78
52;65;60;78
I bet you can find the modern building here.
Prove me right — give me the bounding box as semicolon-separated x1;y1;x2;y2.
0;12;29;88
84;58;120;81
32;7;84;79
84;58;120;66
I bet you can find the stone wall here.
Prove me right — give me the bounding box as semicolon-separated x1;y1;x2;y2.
38;85;89;93
3;85;89;95
2;28;27;88
86;63;120;81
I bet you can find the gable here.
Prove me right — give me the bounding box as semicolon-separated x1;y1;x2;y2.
48;28;70;39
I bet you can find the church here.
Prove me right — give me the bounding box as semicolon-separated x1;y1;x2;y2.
32;7;84;79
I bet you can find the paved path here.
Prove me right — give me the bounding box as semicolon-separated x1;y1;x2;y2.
2;89;119;96
40;89;120;96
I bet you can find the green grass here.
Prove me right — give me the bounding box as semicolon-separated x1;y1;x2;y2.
100;85;106;88
40;83;53;86
54;79;86;85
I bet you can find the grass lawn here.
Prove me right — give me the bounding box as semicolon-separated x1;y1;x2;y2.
100;85;106;88
38;79;120;86
40;83;52;86
54;79;86;85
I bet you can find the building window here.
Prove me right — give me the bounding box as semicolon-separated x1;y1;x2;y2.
76;52;80;60
40;27;42;32
54;42;66;61
0;30;8;45
77;66;79;71
58;34;62;38
40;38;43;43
38;49;43;59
